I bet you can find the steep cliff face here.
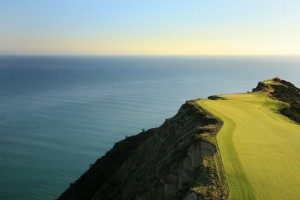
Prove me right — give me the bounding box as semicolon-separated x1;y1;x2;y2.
58;100;228;200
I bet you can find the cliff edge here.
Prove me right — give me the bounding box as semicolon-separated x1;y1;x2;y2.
57;100;228;200
58;78;300;200
252;77;300;123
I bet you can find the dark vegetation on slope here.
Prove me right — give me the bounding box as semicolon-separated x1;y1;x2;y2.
58;101;228;200
59;77;300;200
253;77;300;123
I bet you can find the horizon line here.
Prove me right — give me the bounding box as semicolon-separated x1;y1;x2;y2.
1;54;300;57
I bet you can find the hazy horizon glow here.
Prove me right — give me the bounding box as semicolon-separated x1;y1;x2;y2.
1;1;300;55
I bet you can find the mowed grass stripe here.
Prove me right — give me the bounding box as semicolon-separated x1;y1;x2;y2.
199;100;256;200
198;93;300;200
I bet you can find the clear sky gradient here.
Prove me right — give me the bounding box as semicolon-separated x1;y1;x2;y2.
1;0;300;55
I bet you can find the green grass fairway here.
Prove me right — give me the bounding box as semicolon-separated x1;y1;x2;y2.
198;93;300;200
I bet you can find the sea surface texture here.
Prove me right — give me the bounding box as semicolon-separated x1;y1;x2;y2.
0;56;300;200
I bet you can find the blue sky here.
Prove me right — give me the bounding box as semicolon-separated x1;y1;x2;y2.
1;0;300;55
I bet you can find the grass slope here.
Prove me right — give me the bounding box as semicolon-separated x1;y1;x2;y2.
197;92;300;200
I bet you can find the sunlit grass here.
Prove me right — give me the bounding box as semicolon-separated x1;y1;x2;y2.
262;80;284;86
197;92;300;200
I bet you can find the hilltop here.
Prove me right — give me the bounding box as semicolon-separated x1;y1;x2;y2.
198;78;300;199
253;77;300;123
58;78;300;200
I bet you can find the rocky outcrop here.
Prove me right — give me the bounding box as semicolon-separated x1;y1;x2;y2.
252;81;270;92
57;100;228;200
253;78;300;123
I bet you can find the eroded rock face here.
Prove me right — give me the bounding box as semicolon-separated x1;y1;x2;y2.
252;82;268;92
57;101;224;200
201;141;216;157
184;191;203;200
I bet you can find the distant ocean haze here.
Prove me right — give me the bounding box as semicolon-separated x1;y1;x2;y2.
0;56;300;200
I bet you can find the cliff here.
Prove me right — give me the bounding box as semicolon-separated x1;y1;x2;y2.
57;100;228;200
58;78;300;200
252;77;300;123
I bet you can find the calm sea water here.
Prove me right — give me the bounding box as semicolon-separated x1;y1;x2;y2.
0;56;300;200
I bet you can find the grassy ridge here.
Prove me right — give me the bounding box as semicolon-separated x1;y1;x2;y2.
198;98;255;200
198;93;300;200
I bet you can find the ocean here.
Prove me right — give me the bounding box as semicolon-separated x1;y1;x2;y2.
0;56;299;200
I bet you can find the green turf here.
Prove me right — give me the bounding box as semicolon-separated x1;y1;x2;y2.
262;80;284;86
197;92;300;200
